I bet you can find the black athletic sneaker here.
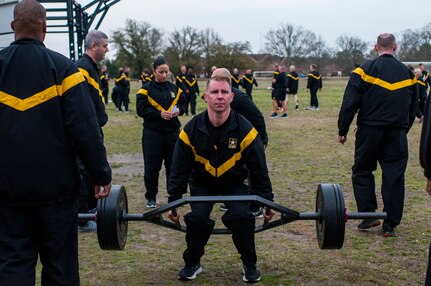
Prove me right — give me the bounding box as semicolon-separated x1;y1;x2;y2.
357;219;381;230
382;223;395;237
243;265;261;283
146;199;157;208
178;264;202;281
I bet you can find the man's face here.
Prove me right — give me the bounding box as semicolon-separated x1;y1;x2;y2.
181;66;186;73
94;38;109;62
204;79;234;113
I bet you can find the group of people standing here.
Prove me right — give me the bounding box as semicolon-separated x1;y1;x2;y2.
2;2;431;283
269;63;322;118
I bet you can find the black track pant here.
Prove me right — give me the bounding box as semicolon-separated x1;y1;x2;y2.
142;127;179;200
184;93;197;115
183;183;257;266
0;198;79;286
309;88;319;107
352;126;408;227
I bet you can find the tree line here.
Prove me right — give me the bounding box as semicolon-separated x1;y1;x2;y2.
105;19;431;78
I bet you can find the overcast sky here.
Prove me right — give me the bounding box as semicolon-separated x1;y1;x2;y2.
2;0;430;58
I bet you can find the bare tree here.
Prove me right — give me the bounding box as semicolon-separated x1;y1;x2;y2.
264;23;321;62
200;28;223;76
164;26;202;73
111;19;163;75
334;35;368;73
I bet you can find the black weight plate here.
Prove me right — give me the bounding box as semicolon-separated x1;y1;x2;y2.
97;185;128;250
315;183;345;249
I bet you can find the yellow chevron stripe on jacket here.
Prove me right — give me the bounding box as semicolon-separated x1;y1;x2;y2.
308;73;321;80
137;88;182;112
0;71;84;111
288;74;299;80
179;128;258;177
231;76;241;84
242;76;254;84
78;68;105;104
353;67;417;90
185;79;197;86
115;74;127;82
176;76;183;83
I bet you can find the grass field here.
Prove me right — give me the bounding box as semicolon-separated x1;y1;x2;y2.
54;77;431;285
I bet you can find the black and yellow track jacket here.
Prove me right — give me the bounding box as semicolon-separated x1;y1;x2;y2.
286;71;299;94
422;70;431;90
306;70;322;91
184;73;200;95
100;71;109;94
272;71;287;97
175;72;187;94
231;74;242;89
140;73;153;87
231;88;268;146
0;38;111;206
136;80;186;132
167;110;273;202
76;54;108;127
115;72;128;97
338;54;418;136
241;74;258;94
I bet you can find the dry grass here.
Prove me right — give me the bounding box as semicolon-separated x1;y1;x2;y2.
38;77;430;285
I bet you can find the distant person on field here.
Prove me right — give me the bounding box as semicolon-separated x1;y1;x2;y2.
231;68;242;89
306;64;322;110
241;68;258;99
136;57;186;208
337;33;418;237
100;65;109;104
286;65;299;112
414;68;427;123
270;65;288;118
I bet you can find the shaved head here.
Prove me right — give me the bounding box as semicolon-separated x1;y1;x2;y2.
12;0;46;41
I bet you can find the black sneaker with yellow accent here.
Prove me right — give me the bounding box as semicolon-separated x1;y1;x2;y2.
382;223;395;237
357;219;381;230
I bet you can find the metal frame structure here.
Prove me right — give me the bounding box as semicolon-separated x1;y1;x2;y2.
38;0;120;60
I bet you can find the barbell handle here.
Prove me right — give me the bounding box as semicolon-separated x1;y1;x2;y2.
346;210;387;221
169;208;182;229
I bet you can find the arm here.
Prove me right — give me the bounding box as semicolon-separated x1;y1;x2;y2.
407;80;419;132
167;131;194;202
337;74;362;137
232;88;268;145
245;135;274;201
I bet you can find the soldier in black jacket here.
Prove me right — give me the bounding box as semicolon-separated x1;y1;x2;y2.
136;57;186;208
419;63;431;93
306;64;322;110
270;65;288;118
140;69;152;87
420;65;431;286
100;65;109;104
76;29;110;231
286;65;299;111
241;68;258;99
0;1;112;284
114;67;129;111
337;33;418;237
231;68;242;89
175;65;187;99
183;66;199;116
168;75;274;283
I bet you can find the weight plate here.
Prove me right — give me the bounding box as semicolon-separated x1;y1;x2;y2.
97;185;128;250
315;183;345;249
